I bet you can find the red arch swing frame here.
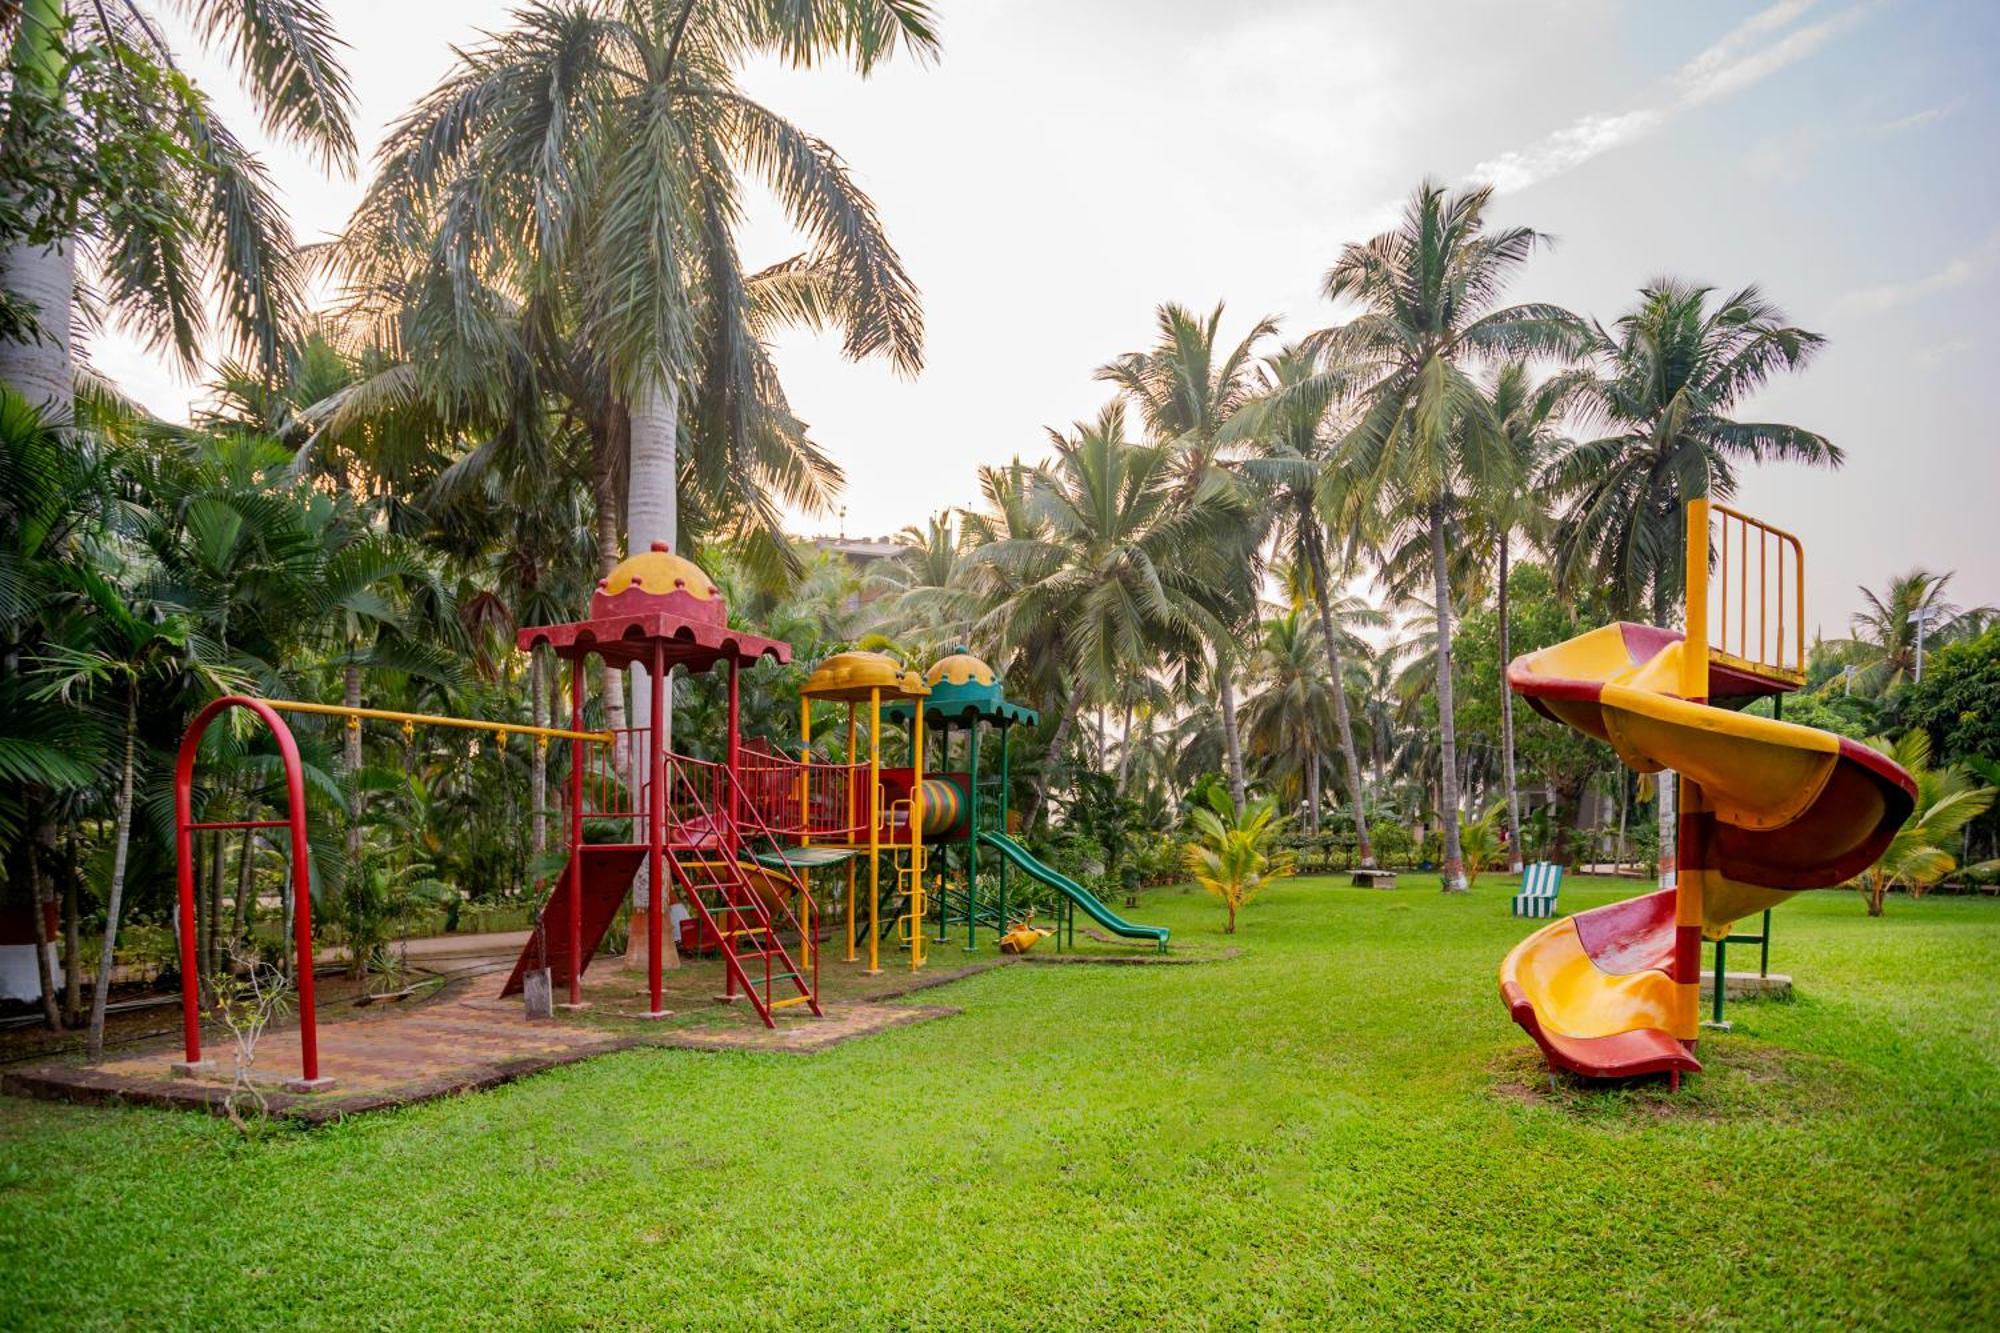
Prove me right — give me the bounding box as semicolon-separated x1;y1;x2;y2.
173;695;328;1089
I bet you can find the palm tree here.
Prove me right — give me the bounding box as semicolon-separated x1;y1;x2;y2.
1;0;353;416
1237;345;1380;862
337;0;932;567
975;404;1234;827
1316;179;1586;890
33;575;245;1059
1097;302;1273;812
1850;731;1995;915
1832;570;1995;696
866;514;973;661
1240;608;1355;833
1183;787;1295;934
1471;362;1574;871
1548;278;1838;621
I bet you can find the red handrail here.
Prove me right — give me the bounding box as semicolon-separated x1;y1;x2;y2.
174;695;324;1087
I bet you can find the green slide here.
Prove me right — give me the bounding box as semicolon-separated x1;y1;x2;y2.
979;832;1169;952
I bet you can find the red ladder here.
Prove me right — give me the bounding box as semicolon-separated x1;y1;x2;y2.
664;763;820;1028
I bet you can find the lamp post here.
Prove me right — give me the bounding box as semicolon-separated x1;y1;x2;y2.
1909;606;1942;684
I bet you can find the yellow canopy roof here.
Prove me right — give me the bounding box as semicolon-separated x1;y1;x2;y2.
801;650;929;702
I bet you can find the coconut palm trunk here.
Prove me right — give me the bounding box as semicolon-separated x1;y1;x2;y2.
87;682;138;1060
1218;652;1246;814
1497;535;1524;873
623;374;681;968
1429;500;1467;891
1028;688;1084;831
1305;536;1376;867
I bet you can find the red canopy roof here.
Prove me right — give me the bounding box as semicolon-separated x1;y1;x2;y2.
517;613;791;673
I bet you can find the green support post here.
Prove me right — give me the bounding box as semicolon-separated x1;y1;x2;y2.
935;718;950;944
966;717;981;950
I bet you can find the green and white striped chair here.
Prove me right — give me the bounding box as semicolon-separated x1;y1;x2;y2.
1511;862;1563;918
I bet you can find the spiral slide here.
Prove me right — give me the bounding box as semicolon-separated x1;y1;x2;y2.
1500;622;1914;1079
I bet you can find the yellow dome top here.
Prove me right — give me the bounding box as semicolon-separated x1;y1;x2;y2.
599;544;719;601
802;650;929;702
927;651;995;688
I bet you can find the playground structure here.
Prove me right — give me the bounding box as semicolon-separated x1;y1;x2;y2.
169;546;1168;1091
1500;499;1916;1084
887;649;1171;956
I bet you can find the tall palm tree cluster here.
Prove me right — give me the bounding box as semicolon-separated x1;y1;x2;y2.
863;181;1846;892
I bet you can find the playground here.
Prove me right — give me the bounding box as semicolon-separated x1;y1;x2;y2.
2;488;1994;1327
0;879;1992;1327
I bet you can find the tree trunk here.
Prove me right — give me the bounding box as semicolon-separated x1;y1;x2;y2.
1498;537;1525;873
344;663;364;858
530;647;548;860
593;401;629;747
232;825;254;954
0;237;73;424
1218;654;1246;815
204;827;226;984
27;807;61;1030
624;374;682;968
1114;703;1134;793
197;831;214;987
87;685;139;1061
1306;529;1375;867
1652;575;1677;885
1027;688;1083;830
1430;501;1467;891
1304;738;1321;835
62;825;81;1025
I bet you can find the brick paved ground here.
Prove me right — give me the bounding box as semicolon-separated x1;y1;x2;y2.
3;960;958;1124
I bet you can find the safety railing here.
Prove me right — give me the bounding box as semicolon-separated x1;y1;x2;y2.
1708;503;1806;682
737;747;867;839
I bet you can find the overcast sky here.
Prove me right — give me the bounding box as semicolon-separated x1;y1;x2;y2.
92;0;2000;636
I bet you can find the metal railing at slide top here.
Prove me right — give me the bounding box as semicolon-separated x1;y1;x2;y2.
1702;502;1806;680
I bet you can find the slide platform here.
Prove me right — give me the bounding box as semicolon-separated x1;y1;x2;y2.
1500;622;1914;1079
978;832;1170;951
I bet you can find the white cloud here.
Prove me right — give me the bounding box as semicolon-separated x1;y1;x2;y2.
1469;0;1869;195
1836;231;2000;314
1875;98;1965;134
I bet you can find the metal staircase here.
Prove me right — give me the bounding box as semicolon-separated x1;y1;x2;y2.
662;761;821;1027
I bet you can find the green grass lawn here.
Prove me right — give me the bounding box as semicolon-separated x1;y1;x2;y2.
3;875;1995;1329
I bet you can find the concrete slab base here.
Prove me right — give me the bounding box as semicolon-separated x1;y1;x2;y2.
283;1076;338;1094
168;1060;217;1079
1698;971;1793;1001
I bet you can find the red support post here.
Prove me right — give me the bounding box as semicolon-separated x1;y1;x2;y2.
174;696;328;1089
727;659;741;857
647;641;667;1017
568;657;586;1006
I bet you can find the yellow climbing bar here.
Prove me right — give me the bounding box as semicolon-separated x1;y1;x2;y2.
262;699;612;744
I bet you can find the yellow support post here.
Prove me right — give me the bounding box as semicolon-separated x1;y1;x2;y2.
799;696;812;849
1680;497;1711;704
867;687;882;975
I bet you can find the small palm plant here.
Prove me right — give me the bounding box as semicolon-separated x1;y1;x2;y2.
1457;802;1506;888
1850;732;1996;916
1183;788;1296;934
